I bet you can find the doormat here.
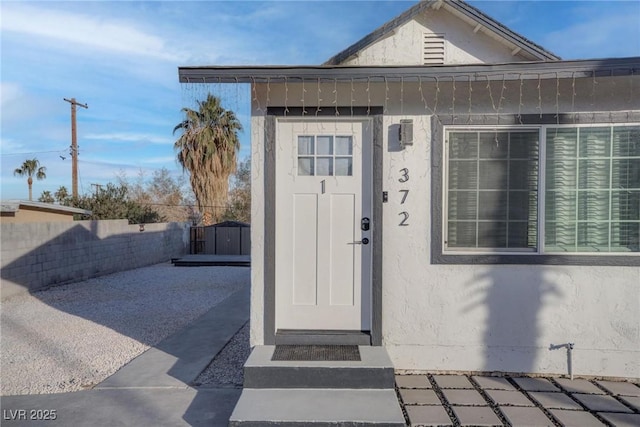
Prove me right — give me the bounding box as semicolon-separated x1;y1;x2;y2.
271;345;361;361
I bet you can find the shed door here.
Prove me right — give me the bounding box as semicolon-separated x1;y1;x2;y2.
275;120;372;331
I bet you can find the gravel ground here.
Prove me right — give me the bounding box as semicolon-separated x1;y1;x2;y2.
195;321;250;388
0;263;249;396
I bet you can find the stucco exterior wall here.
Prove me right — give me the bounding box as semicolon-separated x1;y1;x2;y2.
341;8;529;66
250;74;639;378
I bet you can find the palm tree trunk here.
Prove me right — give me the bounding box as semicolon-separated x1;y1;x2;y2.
28;177;33;201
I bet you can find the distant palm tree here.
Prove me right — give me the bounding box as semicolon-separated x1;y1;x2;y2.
14;158;47;201
54;186;70;204
38;190;54;203
173;94;242;225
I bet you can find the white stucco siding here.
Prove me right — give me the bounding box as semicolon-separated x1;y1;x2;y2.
342;8;529;66
250;113;266;348
383;264;639;378
249;77;640;377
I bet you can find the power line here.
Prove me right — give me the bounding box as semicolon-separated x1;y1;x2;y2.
2;149;67;157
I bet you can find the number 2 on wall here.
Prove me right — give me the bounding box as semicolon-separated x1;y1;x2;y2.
399;212;409;226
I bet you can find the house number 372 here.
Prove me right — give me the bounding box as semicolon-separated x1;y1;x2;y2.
398;168;409;226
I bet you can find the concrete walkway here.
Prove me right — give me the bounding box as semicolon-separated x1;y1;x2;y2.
1;284;249;427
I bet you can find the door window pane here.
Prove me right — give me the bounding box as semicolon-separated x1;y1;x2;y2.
297;133;352;177
298;157;314;176
317;136;333;155
335;158;352;176
298;136;314;155
335;136;353;155
316;157;333;176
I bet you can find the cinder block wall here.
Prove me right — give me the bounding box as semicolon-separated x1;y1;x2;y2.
0;220;190;300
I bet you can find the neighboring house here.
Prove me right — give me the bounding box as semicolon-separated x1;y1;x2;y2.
0;200;91;223
180;0;639;378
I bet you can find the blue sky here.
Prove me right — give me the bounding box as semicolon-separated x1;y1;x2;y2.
2;0;639;201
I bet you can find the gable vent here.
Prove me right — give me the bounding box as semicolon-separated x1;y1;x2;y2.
423;33;445;65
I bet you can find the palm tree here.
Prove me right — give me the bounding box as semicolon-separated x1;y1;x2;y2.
173;94;242;225
38;190;54;203
14;158;47;201
54;186;70;205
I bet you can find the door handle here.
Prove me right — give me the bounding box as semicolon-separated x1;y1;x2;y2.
353;238;369;245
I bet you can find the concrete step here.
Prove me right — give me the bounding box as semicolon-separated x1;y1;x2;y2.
244;345;395;389
228;388;405;427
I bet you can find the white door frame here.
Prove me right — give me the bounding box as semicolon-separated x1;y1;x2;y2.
263;107;384;346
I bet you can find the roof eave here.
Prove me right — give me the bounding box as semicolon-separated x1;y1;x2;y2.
178;57;640;84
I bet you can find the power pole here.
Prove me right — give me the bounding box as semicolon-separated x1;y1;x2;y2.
64;98;88;199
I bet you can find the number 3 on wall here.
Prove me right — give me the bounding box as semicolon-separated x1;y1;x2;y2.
398;168;409;183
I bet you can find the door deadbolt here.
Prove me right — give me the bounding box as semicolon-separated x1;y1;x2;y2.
361;217;370;231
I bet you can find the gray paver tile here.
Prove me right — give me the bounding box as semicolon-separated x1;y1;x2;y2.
442;389;488;406
501;406;554;426
555;378;605;394
574;393;634;413
550;409;605;427
619;395;640;410
433;375;474;389
485;389;534;406
596;380;640;397
528;392;582;410
453;406;501;426
406;405;452;426
396;375;431;389
472;376;516;390
399;388;441;405
598;412;640;427
512;377;559;392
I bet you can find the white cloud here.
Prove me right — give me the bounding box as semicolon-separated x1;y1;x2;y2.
0;3;183;62
84;132;173;145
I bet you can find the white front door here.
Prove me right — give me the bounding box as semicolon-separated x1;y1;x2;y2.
275;119;372;331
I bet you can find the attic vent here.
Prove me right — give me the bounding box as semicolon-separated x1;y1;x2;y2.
423;33;445;65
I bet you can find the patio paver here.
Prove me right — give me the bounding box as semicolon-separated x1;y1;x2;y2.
598;412;640;427
500;406;553;426
406;405;452;426
433;375;474;389
396;375;431;389
528;392;582;410
573;393;634;413
512;377;559;392
554;378;605;394
595;380;640;397
485;389;535;406
452;406;502;426
549;409;605;427
399;388;441;405
441;389;488;406
472;376;516;390
619;395;640;410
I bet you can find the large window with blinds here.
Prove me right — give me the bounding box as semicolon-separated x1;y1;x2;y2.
445;125;640;254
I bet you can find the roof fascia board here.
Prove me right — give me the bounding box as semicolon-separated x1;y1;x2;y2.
178;57;640;84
